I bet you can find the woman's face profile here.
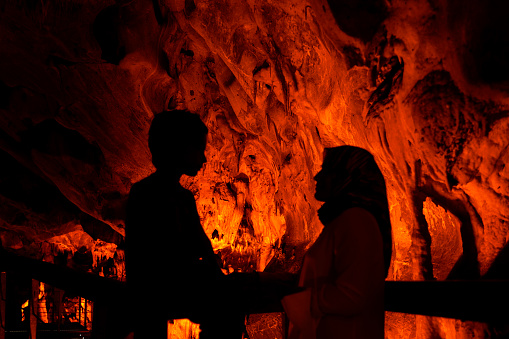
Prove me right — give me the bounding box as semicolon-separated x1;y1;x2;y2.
314;163;335;202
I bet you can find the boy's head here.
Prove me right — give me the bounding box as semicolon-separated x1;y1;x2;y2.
148;110;208;176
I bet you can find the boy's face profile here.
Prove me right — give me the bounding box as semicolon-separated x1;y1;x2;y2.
179;133;207;177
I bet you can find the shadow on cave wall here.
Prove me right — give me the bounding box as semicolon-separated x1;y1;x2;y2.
448;0;509;87
93;4;126;65
0;118;123;245
0;147;79;224
326;0;388;42
19;119;104;167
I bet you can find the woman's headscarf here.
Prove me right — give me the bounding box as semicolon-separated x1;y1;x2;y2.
317;146;392;278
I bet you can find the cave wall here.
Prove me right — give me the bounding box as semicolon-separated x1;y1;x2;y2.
1;0;509;337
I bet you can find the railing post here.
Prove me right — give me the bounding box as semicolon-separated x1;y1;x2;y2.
54;288;63;333
0;272;6;339
84;299;87;329
30;279;39;339
89;299;93;332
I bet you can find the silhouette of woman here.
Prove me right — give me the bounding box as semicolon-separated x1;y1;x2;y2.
125;110;244;338
282;146;392;339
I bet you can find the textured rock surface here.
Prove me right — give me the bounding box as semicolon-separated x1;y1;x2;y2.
1;0;509;337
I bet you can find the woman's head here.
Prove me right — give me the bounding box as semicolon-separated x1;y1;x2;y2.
314;145;392;278
314;146;385;202
148;110;208;176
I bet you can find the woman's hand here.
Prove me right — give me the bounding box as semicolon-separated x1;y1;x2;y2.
281;288;317;339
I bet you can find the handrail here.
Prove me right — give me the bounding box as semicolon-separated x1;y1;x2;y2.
2;252;126;302
4;252;509;323
385;280;509;322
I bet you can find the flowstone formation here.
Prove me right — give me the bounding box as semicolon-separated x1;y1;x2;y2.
1;0;508;337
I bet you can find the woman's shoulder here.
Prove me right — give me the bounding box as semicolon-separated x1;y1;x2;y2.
328;207;383;251
328;207;379;234
339;206;377;221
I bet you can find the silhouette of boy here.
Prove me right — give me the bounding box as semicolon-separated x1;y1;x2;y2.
125;110;243;338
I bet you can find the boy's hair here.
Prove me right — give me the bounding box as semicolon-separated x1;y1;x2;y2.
148;110;208;169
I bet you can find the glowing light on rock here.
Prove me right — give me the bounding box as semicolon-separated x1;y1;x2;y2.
38;282;49;323
21;300;29;322
167;319;200;339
